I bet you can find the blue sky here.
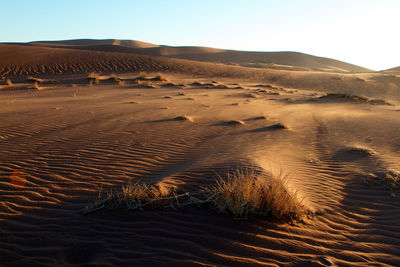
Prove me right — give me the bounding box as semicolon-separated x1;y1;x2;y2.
1;0;399;70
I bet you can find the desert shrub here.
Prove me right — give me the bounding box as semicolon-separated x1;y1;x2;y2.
152;73;167;81
136;72;147;80
83;169;306;221
206;170;303;219
32;82;40;90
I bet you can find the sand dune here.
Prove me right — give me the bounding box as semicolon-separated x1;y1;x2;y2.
1;42;399;99
17;39;371;72
31;38;159;48
384;66;400;73
1;41;400;265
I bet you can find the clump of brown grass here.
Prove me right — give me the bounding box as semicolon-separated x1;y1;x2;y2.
87;73;99;86
317;93;392;105
6;78;12;85
27;76;41;83
32;82;40;90
83;182;205;214
28;77;59;85
142;81;156;88
83;169;307;221
136;72;148;80
206;170;304;219
152;73;167;82
385;171;400;192
365;171;400;197
87;182;169;212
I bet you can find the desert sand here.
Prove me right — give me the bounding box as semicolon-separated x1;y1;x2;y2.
1;40;400;266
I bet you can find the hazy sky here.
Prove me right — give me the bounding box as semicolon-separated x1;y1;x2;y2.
2;0;399;70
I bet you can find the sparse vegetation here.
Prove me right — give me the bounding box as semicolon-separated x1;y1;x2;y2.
142;81;156;88
83;169;306;221
32;82;40;90
206;170;304;219
385;171;400;193
136;72;148;80
316;93;392;105
105;76;123;84
366;171;400;197
152;73;167;82
87;73;99;86
27;76;59;84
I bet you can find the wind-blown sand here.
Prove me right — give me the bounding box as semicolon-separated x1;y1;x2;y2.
1;41;400;266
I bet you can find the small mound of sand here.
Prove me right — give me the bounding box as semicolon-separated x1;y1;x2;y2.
346;146;375;156
249;115;269;121
174;115;193;122
316;93;392;105
151;73;168;82
270;123;288;129
225;120;244;125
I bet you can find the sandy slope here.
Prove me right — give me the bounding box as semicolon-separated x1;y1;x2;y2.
1;73;400;266
384;66;400;73
1;43;399;101
26;39;371;73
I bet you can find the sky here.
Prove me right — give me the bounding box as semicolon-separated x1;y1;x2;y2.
1;0;399;70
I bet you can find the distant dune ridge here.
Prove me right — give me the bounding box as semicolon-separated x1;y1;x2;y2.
0;38;372;77
2;39;400;98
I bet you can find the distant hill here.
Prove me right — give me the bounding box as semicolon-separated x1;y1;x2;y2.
384;66;400;72
25;39;371;73
30;39;159;48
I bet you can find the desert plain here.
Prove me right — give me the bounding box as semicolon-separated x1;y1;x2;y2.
0;39;400;266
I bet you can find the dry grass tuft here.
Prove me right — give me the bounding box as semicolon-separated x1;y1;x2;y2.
206;170;304;219
83;170;307;221
366;171;400;197
317;93;392;105
87;73;99;86
6;78;12;85
152;73;167;82
136;72;148;80
32;82;40;90
87;72;99;79
105;76;124;85
142;81;156;88
385;171;400;193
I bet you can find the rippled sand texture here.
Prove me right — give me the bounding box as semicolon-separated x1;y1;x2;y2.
1;75;400;266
